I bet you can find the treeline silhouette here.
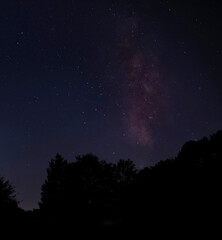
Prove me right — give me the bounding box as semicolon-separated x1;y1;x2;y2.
0;130;221;236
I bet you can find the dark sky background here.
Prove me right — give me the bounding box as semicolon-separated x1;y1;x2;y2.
0;0;221;210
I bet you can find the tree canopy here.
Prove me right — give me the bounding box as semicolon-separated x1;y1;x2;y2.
0;177;18;214
0;130;221;236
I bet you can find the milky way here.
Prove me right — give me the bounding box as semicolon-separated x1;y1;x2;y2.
119;18;167;147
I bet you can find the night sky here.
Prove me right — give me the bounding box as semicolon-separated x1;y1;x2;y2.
0;0;221;210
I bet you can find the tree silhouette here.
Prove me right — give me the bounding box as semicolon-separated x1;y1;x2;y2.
30;130;222;235
39;153;68;211
114;159;137;184
0;176;18;213
39;153;140;228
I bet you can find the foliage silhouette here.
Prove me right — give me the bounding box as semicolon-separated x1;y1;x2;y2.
0;176;18;213
39;153;68;211
1;130;222;236
39;153;138;228
0;176;23;231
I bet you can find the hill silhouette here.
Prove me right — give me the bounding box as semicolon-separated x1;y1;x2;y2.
0;130;221;237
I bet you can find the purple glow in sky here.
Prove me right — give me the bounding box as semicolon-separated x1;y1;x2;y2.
0;0;221;210
119;19;167;146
